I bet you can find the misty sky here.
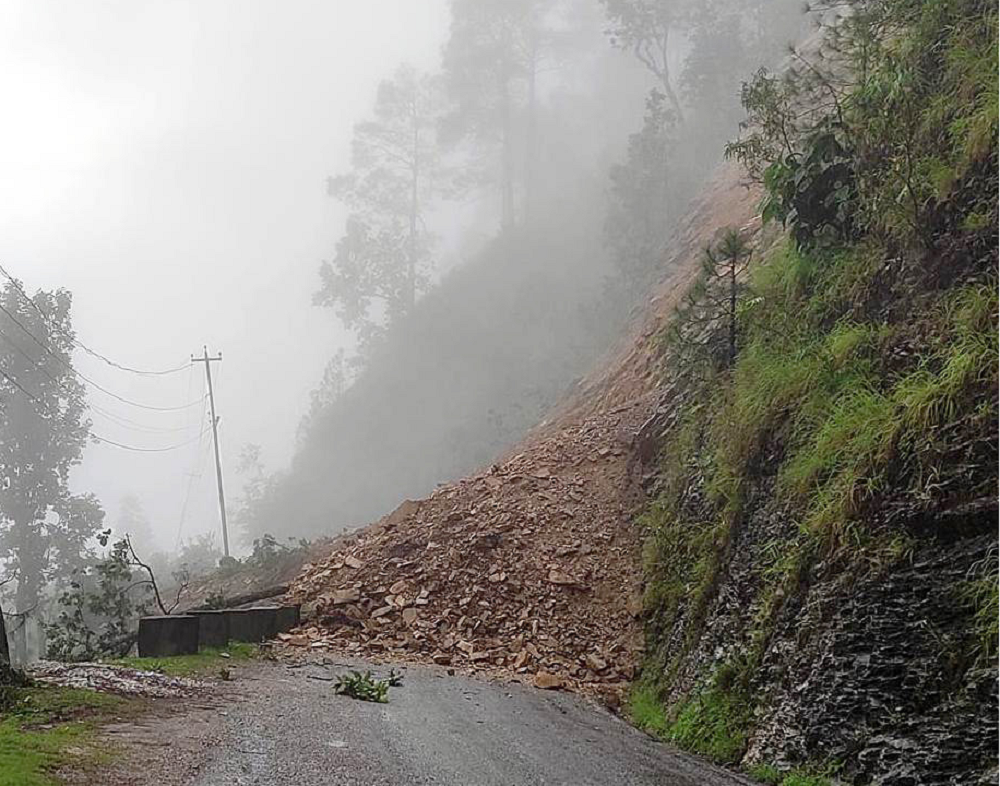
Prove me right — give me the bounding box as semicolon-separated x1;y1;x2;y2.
0;0;449;552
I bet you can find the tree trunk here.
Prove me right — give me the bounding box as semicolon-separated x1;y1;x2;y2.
12;527;44;664
0;609;19;685
728;256;737;366
523;32;539;227
408;120;419;313
0;604;10;671
657;25;684;123
190;584;289;611
500;73;515;231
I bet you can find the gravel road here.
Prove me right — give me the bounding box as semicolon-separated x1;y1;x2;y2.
101;658;752;786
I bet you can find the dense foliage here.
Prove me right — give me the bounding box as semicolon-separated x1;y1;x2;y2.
46;536;152;661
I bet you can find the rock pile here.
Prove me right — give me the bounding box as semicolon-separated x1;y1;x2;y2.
284;167;758;699
28;661;208;698
285;400;655;698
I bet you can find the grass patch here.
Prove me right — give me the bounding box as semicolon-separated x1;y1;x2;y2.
0;684;128;786
747;764;833;786
5;686;123;722
0;717;93;786
106;642;258;676
629;671;749;764
628;683;670;738
959;551;999;663
748;763;784;784
666;667;749;764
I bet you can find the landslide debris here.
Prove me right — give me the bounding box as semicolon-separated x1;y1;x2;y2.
286;403;649;695
284;163;759;698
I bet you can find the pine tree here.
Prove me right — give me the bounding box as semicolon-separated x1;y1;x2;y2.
669;227;752;368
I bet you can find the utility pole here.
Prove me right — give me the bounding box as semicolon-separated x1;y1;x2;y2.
191;346;230;558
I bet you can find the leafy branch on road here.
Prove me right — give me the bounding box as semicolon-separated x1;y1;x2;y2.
333;669;402;703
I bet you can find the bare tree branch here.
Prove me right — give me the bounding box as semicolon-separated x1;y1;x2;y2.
125;535;169;615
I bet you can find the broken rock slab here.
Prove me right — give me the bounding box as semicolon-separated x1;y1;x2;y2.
533;670;564;690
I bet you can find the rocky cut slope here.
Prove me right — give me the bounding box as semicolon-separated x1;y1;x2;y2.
284;162;759;699
628;1;999;783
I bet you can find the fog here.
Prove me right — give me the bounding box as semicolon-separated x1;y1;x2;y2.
0;0;807;642
0;0;448;551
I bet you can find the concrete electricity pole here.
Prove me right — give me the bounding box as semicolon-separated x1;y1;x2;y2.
192;346;230;558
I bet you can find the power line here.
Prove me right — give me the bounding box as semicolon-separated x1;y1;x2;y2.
0;366;45;406
92;427;210;453
89;401;201;435
0;263;189;376
0;360;212;452
0;300;203;412
174;406;212;551
0;326;200;435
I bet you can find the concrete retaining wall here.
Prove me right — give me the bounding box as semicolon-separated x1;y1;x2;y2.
188;610;229;649
137;605;301;657
138;615;200;657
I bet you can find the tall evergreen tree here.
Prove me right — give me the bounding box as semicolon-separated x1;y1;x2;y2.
319;65;446;351
442;0;554;230
669;228;752;367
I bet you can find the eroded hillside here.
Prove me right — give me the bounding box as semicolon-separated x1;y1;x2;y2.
283;162;759;698
287;5;998;785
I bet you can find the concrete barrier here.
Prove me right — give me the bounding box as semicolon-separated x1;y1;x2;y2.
222;609;261;643
188;610;229;649
252;607;280;640
138;615;199;657
137;605;300;655
223;608;280;643
275;605;300;633
223;606;298;642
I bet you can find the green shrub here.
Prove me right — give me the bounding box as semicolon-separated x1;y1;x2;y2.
960;553;999;663
747;762;835;786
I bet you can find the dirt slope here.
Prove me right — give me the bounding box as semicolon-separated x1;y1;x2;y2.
286;162;760;698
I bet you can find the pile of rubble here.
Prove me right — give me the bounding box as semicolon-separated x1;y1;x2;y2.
284;166;757;701
285;400;654;698
27;661;207;698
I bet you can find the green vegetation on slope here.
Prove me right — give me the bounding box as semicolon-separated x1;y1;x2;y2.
634;0;997;780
